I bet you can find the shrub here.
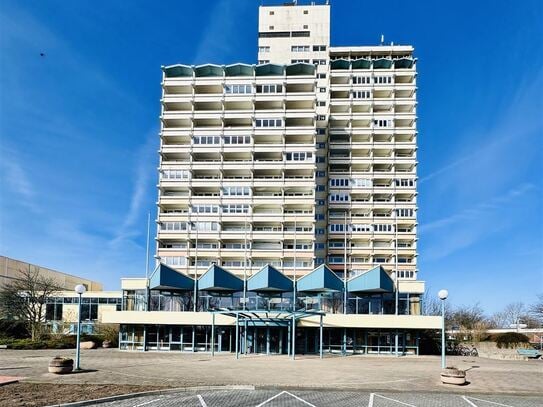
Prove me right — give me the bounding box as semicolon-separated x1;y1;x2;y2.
0;320;30;339
492;332;530;349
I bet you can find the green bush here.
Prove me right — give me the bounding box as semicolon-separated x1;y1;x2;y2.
0;320;29;339
492;332;530;349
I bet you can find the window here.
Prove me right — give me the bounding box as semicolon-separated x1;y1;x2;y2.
395;179;415;187
353;76;370;84
374;76;393;84
162;256;186;266
224;84;253;94
256;84;283;93
291;59;310;63
397;270;415;279
269;25;274;30
222;204;249;214
285;242;312;250
223;186;250;196
373;119;392;128
315;214;325;220
319;87;327;92
192;205;219;214
374;224;393;232
396;208;414;217
269;11;274;15
313;45;326;52
317;199;325;205
315;228;325;235
258;60;270;64
223;242;250;249
303;9;308;14
161;169;190;180
315;243;325;249
222;260;248;267
315;257;325;265
45;303;62;321
291;45;310;52
329;193;350;202
329;224;346;232
351;224;371;232
316;171;325;177
313;59;326;65
317;142;325;148
286;152;312;161
317;101;326;107
224;135;250;144
258;46;270;53
161;222;188;231
352;91;370;99
161;242;186;249
317;128;326;135
81;304;98;321
192;222;220;231
303;25;308;29
330;178;349;187
317;115;326;120
328;256;344;264
351;178;372;187
317;73;326;79
256;118;283;127
193;135;220;145
316;156;326;163
316;185;325;192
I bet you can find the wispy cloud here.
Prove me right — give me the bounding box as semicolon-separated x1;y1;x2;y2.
109;131;157;248
0;147;39;213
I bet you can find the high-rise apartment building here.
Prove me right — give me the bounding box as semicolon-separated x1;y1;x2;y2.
105;2;437;356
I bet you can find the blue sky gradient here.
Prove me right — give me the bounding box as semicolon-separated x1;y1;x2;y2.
1;0;541;313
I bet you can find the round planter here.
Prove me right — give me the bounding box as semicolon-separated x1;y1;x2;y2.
48;357;74;374
441;367;466;385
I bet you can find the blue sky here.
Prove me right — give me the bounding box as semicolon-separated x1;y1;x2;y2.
0;0;541;314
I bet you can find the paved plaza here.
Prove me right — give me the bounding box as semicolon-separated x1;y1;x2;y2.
0;349;542;405
95;389;543;407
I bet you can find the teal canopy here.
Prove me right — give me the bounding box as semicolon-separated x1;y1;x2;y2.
148;263;194;291
286;63;315;76
163;64;193;78
394;58;414;69
373;58;393;69
225;63;254;77
255;63;284;76
351;58;371;69
194;64;223;77
296;264;344;293
247;265;293;293
198;264;243;292
347;266;394;293
330;59;350;70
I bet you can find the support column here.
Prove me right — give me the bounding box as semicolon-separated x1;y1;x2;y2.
211;313;215;356
266;326;270;355
319;314;323;359
244;320;248;355
342;327;347;356
235;313;239;359
192;326;195;352
142;325;147;352
287;322;291;356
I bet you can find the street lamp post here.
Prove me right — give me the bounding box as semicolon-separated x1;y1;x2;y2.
74;284;87;371
438;289;448;369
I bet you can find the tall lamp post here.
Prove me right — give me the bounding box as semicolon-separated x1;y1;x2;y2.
74;284;87;371
438;289;448;369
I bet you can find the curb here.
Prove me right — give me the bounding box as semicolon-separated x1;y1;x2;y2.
47;385;255;406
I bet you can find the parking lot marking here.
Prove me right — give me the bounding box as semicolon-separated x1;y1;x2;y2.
373;394;416;406
463;396;513;407
461;396;478;407
132;398;161;407
368;393;375;407
197;394;208;407
255;390;316;407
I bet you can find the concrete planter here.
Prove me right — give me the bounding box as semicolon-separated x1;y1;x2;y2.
441;367;466;385
48;357;74;374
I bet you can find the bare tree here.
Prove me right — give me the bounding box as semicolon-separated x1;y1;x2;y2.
421;288;443;316
0;268;60;340
529;294;543;325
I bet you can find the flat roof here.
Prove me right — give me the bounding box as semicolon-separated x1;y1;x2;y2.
330;45;414;53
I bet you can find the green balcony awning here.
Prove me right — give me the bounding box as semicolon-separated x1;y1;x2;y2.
347;266;394;293
394;58;414;69
198;264;244;292
330;59;350;70
194;64;224;77
163;64;193;78
247;265;293;293
296;264;344;293
255;63;284;76
148;263;194;291
225;63;254;77
351;58;371;69
286;63;315;76
373;58;393;69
